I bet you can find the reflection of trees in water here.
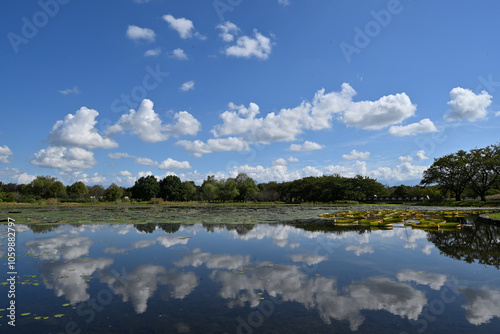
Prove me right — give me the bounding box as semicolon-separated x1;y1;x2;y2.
158;223;181;234
287;220;373;235
133;223;157;233
427;223;500;269
226;224;255;235
132;222;256;235
28;224;59;234
202;223;255;235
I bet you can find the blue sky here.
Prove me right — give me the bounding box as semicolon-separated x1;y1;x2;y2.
1;0;499;187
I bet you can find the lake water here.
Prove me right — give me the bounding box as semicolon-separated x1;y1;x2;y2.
1;209;500;333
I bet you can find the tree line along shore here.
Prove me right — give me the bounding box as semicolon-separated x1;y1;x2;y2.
1;144;499;206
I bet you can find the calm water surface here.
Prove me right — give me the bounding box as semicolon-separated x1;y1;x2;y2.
1;216;500;333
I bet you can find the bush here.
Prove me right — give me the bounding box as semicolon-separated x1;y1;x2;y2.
19;197;37;204
46;198;58;205
150;197;163;204
1;192;17;202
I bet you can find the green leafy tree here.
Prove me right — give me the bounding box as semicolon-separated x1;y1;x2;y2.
235;173;259;201
68;181;88;198
180;181;197;201
467;145;500;201
392;185;410;198
421;150;472;201
159;175;182;201
218;178;239;202
47;181;67;198
30;176;57;199
131;175;159;201
201;176;218;202
105;183;124;202
3;183;18;193
351;175;387;199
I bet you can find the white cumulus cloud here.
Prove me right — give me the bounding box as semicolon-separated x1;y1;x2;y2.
48;107;118;149
0;145;13;163
15;173;36;184
288;141;324;151
343;93;416;130
172;48;187;60
414;150;429;160
272;158;288;166
163;14;197;39
445;87;492;121
323;161;368;178
126;25;155;42
388;118;438;136
176;137;250;157
0;168;35;184
370;161;428;182
343;150;370;160
31;146;97;172
158;158;191;170
217;21;240;42
107;99;200;142
224;29;273;60
210;84;416;146
144;48;161;57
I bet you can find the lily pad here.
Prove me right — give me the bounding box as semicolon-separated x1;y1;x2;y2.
21;313;31;316
54;314;65;318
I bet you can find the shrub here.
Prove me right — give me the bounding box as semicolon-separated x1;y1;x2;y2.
46;198;58;205
19;197;37;204
150;197;163;204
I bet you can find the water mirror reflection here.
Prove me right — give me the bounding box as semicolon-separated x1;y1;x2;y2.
1;212;500;333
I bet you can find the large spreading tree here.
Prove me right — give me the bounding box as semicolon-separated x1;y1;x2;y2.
421;150;471;201
421;144;500;201
467;144;500;201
